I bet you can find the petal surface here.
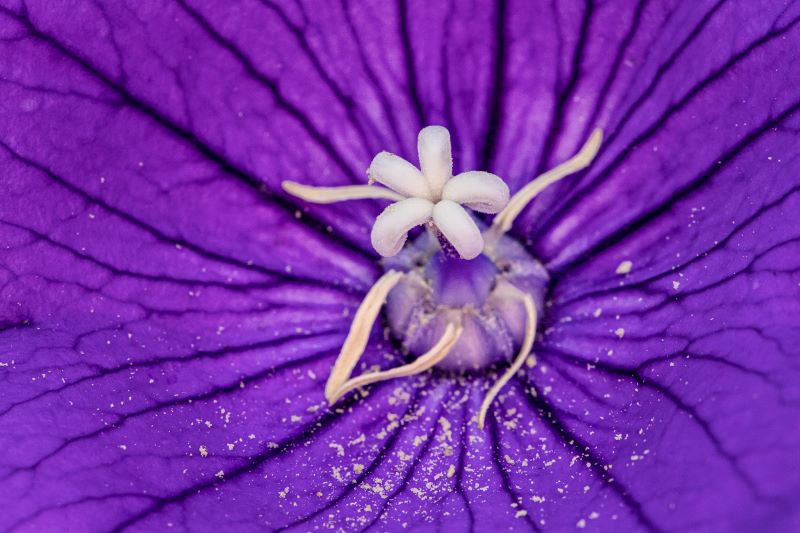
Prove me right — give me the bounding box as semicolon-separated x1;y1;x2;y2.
1;1;799;532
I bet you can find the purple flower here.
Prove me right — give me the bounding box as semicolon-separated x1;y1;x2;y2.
1;1;799;531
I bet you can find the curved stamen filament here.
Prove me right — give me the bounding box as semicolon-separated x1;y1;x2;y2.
282;181;405;204
325;270;405;400
477;283;538;429
327;321;464;404
483;128;603;250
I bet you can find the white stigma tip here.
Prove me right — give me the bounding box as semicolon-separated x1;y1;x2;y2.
368;152;431;199
442;171;509;214
432;200;484;260
418;125;452;198
371;197;434;257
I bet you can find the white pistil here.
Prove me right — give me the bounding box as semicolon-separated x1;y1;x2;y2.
324;270;404;400
283;125;509;260
477;281;537;430
483;128;604;251
327;321;463;404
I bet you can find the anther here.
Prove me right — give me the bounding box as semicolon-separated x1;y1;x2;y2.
325;270;404;401
477;281;537;429
327;320;463;405
483;128;603;252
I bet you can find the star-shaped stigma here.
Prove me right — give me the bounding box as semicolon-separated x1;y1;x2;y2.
285;126;510;259
367;126;509;258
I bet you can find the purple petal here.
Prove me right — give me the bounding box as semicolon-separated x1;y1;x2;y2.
2;1;800;531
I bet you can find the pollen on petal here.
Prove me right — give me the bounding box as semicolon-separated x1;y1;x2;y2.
615;260;633;274
371;198;434;257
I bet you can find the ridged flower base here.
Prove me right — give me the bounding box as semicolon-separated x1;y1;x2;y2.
384;230;549;371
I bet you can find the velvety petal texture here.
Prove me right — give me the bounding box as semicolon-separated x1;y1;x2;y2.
1;1;799;532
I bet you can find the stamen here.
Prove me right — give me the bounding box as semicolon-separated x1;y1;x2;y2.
477;282;537;429
324;270;405;400
327;321;464;405
483;128;603;250
282;181;404;203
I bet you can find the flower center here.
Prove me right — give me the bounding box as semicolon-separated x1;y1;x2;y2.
384;230;548;372
282;126;602;428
